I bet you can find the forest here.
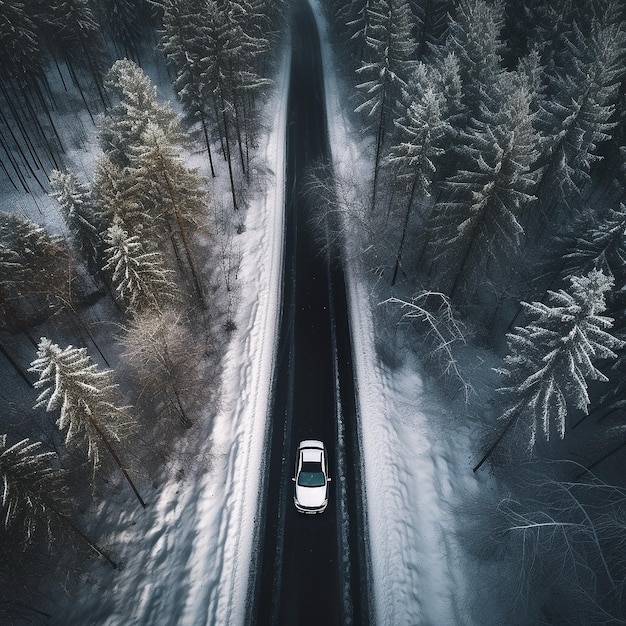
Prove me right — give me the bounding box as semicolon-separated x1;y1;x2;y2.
322;0;626;622
0;0;285;621
1;0;626;623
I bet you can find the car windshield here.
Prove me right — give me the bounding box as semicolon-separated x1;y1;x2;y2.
298;461;325;487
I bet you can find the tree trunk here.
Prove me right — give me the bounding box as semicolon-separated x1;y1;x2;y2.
57;512;118;568
473;413;517;473
89;417;146;508
391;177;419;286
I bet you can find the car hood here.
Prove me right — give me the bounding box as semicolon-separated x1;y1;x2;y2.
295;484;327;508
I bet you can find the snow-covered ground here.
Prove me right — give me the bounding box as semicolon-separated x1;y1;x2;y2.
8;5;515;625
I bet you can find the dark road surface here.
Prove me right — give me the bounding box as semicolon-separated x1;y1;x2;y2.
250;1;370;625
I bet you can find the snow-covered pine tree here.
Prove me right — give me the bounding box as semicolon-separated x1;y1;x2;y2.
355;0;416;211
497;270;623;450
410;0;451;60
385;82;450;284
50;169;105;278
101;59;178;167
427;71;541;300
103;218;178;315
0;212;72;328
534;10;626;214
159;0;217;176
29;338;144;506
0;0;44;87
0;434;117;566
93;154;156;244
0;435;68;544
562;204;626;290
128;122;206;302
94;0;144;60
342;0;376;63
439;0;504;128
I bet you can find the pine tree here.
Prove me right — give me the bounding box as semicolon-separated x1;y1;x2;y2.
355;0;416;210
101;59;178;167
103;218;178;315
127;122;207;303
29;338;145;506
0;1;45;87
0;212;72;330
534;12;626;211
440;0;504;126
50;169;105;278
385;83;450;284
159;0;217;176
93;155;155;242
0;434;117;566
498;270;622;450
410;0;451;59
562;204;626;289
0;435;68;544
427;71;541;298
44;0;110;107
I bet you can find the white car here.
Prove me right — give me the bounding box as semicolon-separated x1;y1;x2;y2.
292;440;331;514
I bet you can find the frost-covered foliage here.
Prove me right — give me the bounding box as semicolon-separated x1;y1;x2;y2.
354;0;416;207
50;169;105;276
101;59;179;167
0;435;68;545
29;338;132;469
535;9;626;205
121;307;206;428
562;203;626;288
428;70;541;296
441;0;504;124
0;211;73;324
498;270;623;448
103;219;178;315
386;84;450;195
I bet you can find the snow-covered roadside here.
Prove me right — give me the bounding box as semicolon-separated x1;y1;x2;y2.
309;2;504;623
47;47;290;625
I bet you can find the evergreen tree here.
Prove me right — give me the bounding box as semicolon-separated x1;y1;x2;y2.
94;0;145;60
427;71;541;298
29;338;145;506
440;0;504;126
0;1;45;87
355;0;417;210
534;13;626;211
0;435;68;544
50;170;105;277
103;218;178;315
0;212;72;328
498;270;622;450
385;83;450;284
410;0;451;59
44;0;110;107
159;0;217;176
127;122;207;302
562;204;626;290
93;155;154;241
101;59;178;167
0;434;117;566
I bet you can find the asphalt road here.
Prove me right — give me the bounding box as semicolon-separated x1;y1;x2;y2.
250;1;370;624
